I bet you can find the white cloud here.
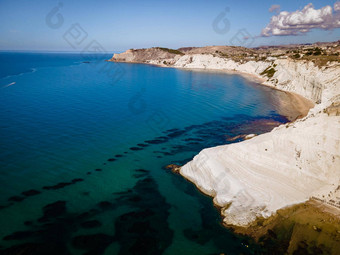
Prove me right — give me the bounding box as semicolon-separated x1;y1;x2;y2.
269;5;280;13
335;1;340;11
261;2;340;36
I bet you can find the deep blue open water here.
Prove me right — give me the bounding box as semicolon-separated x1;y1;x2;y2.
0;52;289;254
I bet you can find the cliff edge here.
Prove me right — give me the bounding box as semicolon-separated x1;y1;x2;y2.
111;45;340;227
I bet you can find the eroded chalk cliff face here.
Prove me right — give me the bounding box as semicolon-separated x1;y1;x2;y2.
181;112;340;226
176;54;340;226
111;50;340;227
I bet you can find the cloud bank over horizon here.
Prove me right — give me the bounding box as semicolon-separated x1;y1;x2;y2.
262;2;340;37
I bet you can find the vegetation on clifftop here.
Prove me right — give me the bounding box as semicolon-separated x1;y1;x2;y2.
286;46;340;66
228;200;340;255
156;47;184;55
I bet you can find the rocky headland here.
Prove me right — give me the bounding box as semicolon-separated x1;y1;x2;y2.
110;43;340;252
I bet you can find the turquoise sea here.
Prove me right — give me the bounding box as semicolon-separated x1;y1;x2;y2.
0;52;289;254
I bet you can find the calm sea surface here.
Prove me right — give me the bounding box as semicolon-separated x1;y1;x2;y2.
0;52;289;254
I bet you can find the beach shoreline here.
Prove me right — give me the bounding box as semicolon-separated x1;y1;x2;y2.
108;50;340;253
110;52;340;228
173;66;315;121
111;59;315;122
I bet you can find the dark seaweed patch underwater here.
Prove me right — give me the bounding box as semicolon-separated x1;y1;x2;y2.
0;113;287;255
0;53;293;254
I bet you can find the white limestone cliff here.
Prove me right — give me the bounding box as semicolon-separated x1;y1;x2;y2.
177;54;340;226
111;50;340;226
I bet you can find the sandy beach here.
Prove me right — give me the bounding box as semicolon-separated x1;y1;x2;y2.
129;58;315;123
272;91;315;121
111;49;340;254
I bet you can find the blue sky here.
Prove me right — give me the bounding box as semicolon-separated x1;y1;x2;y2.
0;0;339;51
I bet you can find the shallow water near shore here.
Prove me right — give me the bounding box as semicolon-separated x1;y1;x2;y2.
0;52;295;254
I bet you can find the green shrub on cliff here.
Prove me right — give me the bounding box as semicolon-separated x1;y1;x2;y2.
260;66;276;78
293;53;301;59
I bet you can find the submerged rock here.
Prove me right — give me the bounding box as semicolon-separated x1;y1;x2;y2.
244;134;256;140
165;164;181;173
